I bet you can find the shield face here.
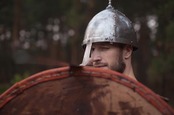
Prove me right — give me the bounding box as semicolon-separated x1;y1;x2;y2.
0;66;174;115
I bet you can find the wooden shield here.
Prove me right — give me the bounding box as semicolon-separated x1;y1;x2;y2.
0;66;174;115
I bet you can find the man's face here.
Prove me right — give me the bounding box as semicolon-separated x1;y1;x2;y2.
90;42;125;73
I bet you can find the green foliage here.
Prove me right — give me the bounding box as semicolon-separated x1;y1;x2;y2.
148;53;174;79
166;21;174;42
0;72;30;94
11;72;30;84
0;84;11;94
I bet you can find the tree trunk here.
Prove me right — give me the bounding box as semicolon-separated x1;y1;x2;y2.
12;0;21;50
135;17;151;85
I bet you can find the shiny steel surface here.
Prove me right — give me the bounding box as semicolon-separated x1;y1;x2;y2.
82;6;138;49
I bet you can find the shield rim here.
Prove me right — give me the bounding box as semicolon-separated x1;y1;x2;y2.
0;66;173;114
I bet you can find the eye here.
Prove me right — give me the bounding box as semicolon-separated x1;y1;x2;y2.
91;47;95;52
100;46;110;51
90;47;95;57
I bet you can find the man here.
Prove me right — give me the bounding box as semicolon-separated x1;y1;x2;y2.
80;2;138;80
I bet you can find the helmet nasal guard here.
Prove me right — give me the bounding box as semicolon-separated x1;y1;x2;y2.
81;2;138;65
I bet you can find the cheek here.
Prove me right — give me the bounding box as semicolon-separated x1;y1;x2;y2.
103;51;120;64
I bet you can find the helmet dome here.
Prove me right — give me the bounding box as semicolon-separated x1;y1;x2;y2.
82;6;138;49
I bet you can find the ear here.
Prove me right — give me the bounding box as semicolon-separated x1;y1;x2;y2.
123;45;133;59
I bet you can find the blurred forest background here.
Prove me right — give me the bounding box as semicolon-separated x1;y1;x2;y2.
0;0;174;107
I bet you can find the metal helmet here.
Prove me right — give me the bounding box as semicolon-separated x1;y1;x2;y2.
81;1;138;65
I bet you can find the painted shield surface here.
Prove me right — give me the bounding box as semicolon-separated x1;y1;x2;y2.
0;66;174;115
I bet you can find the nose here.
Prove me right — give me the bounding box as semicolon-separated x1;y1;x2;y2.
91;50;102;62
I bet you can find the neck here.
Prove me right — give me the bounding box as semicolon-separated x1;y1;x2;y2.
123;60;137;81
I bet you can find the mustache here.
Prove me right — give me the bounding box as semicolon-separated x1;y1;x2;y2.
93;62;107;67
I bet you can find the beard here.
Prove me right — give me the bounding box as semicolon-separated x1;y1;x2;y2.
110;50;126;73
111;60;125;73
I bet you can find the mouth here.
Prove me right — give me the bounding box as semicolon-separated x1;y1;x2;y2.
93;64;108;68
